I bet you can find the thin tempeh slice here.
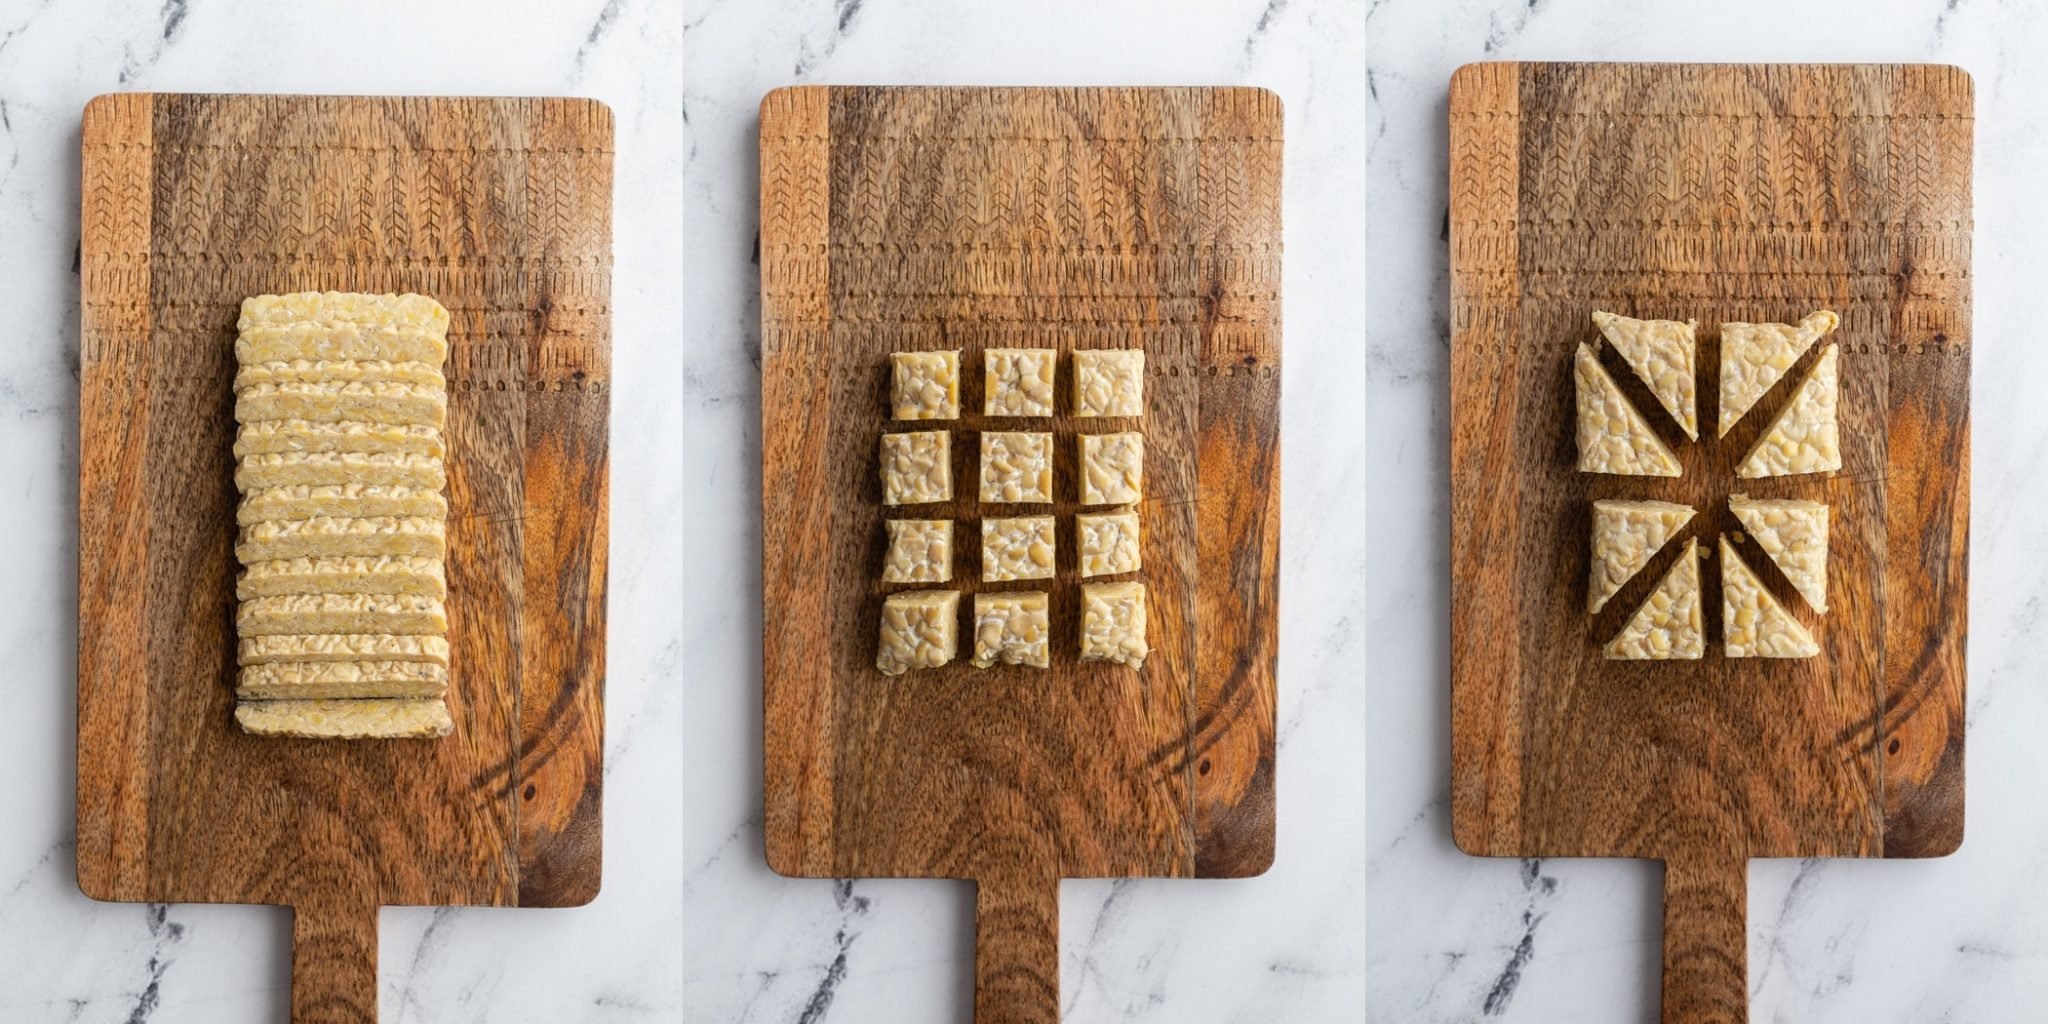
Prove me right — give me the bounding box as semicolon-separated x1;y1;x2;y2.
234;420;445;458
236;555;446;600
1592;311;1699;440
1717;309;1838;437
235;698;453;739
238;633;450;666
237;660;448;700
238;292;450;335
1728;495;1830;614
236;516;446;562
1603;537;1704;660
1736;345;1842;479
1574;343;1681;476
235;593;448;637
1720;535;1821;658
237;325;448;366
235;359;446;389
234;451;445;491
237;483;448;526
234;381;446;428
1588;499;1696;614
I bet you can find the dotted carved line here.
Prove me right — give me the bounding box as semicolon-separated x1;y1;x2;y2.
85;253;614;267
1450;111;1972;122
82;142;614;155
762;134;1281;143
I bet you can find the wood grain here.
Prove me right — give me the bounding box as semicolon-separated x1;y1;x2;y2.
760;86;1281;1020
76;93;612;1022
1448;63;1971;1023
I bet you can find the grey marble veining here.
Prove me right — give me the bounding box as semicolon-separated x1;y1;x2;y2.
681;0;1367;1020
1368;0;2048;1019
0;0;683;1020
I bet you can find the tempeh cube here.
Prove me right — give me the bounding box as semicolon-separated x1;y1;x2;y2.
880;431;953;505
1073;349;1145;417
1080;581;1149;668
1076;508;1142;577
890;350;961;420
876;590;961;676
882;519;953;583
971;591;1051;669
982;516;1056;581
984;348;1056;417
979;431;1054;504
1079;433;1144;505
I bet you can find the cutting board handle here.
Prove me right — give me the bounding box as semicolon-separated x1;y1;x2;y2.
975;871;1060;1023
291;895;380;1024
1661;852;1747;1024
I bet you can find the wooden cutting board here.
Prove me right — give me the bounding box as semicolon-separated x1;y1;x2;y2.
1449;63;1970;1023
76;93;611;1023
759;86;1280;1023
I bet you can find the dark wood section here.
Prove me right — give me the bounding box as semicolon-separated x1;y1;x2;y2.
1449;63;1971;1023
76;92;612;1022
759;86;1281;1020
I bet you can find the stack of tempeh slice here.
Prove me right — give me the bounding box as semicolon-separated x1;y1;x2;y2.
231;292;454;739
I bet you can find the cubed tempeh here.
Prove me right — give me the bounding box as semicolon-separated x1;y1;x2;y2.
236;660;448;700
235;593;448;637
236;555;447;600
236;516;446;562
234;359;447;389
234;451;446;491
234;381;447;428
1080;581;1149;667
238;633;450;666
234;698;453;739
237;483;447;525
238;292;451;335
234;420;445;458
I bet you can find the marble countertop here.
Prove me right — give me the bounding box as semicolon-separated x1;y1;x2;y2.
682;0;1366;1021
1368;0;2048;1020
0;1;682;1020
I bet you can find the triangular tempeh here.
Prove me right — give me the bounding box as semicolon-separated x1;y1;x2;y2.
1604;538;1704;660
1728;495;1829;614
1736;345;1841;479
1588;499;1696;614
1574;344;1681;476
1720;536;1820;658
1593;311;1699;440
1717;310;1838;437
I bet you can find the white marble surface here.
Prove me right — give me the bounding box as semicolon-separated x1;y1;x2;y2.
0;1;682;1020
1368;0;2048;1020
682;1;1367;1020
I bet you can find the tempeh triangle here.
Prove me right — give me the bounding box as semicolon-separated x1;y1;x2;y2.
1737;345;1841;479
1604;537;1704;660
1728;495;1829;613
1588;499;1695;614
1574;344;1681;476
1718;310;1838;437
1720;536;1820;658
1593;311;1699;440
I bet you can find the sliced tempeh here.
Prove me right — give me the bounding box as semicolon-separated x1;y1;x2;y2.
1593;311;1699;440
1737;345;1841;479
235;359;446;389
234;420;445;458
235;593;448;637
237;555;446;600
239;633;450;666
238;292;451;334
1717;310;1838;437
1720;535;1821;658
1728;495;1830;614
236;324;449;365
236;515;446;562
235;451;445;491
235;380;446;428
235;698;453;739
1603;537;1704;660
1588;499;1696;614
238;484;447;525
1574;343;1681;476
237;660;448;700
